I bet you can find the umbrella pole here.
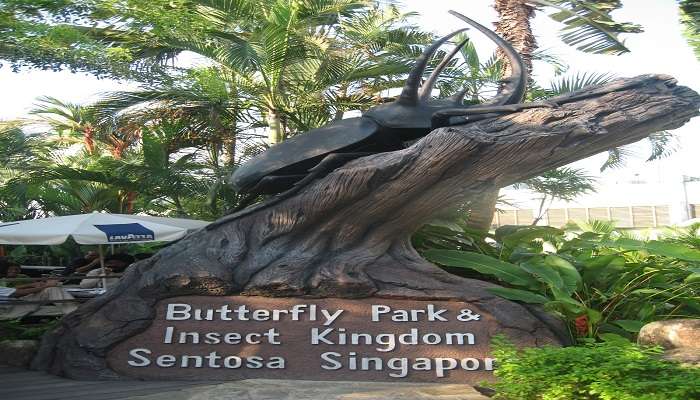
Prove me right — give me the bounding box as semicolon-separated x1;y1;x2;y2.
98;245;108;290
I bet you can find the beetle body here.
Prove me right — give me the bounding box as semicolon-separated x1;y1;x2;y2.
232;98;479;194
233;117;383;194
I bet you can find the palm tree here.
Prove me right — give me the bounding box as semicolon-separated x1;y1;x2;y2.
92;66;252;167
679;0;700;59
83;2;432;198
493;0;538;76
90;1;428;148
463;0;645;231
30;97;99;154
513;167;597;225
30;97;141;159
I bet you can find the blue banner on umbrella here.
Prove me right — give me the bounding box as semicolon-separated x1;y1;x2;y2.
94;223;156;242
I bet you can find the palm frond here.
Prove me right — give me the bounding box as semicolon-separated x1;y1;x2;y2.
600;146;635;171
547;71;615;96
646;131;678;162
531;0;643;55
679;0;700;60
532;48;569;75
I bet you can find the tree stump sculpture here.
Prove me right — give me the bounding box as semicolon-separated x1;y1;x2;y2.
32;74;700;379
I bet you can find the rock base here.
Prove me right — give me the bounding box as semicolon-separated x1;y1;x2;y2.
0;340;39;368
638;319;700;367
638;319;700;350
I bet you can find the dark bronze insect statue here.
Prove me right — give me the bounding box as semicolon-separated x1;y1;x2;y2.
208;11;549;229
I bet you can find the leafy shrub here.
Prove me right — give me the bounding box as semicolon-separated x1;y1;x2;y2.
484;336;700;400
0;319;59;340
421;221;700;340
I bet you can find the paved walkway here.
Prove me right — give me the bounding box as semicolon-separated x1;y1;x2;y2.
0;367;214;400
0;367;490;400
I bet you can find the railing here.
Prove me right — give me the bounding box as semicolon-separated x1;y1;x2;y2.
490;204;693;228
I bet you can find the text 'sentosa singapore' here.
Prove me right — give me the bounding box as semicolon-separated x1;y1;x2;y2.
125;302;494;378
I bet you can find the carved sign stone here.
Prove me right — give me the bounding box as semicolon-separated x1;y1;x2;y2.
107;296;553;383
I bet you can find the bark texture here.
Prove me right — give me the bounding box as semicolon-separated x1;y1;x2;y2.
465;187;500;231
494;0;537;76
32;75;700;379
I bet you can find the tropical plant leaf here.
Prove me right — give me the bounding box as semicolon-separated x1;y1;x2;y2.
423;250;538;287
544;255;582;295
497;226;564;249
519;259;565;292
611;320;645;333
488;287;550;304
599;146;635;171
611;238;700;262
580;254;625;284
598;332;630;343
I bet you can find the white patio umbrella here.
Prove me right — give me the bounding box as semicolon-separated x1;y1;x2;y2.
0;213;210;288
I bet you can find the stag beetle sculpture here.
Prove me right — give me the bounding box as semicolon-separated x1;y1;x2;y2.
209;11;549;229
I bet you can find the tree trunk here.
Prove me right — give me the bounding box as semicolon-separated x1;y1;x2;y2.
493;0;537;76
32;75;700;379
210;107;237;166
267;108;284;144
465;188;499;231
222;135;237;166
82;125;95;155
465;0;538;230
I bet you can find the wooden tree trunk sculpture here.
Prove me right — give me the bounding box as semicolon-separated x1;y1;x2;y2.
33;75;700;379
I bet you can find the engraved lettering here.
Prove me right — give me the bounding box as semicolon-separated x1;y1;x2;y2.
165;304;191;320
320;352;342;370
435;358;458;377
128;348;151;366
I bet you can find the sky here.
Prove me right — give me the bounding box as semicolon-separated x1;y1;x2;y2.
1;0;698;185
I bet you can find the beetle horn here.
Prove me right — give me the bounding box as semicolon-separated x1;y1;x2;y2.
448;10;527;105
418;37;470;101
396;28;469;106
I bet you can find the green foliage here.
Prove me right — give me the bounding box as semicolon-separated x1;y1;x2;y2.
413;219;499;255
0;2;441;225
0;0;430;145
679;0;700;60
0;319;60;340
514;167;596;224
484;336;700;400
423;223;700;340
531;0;643;55
546;71;615;97
0;116;236;220
664;222;700;250
539;72;678;173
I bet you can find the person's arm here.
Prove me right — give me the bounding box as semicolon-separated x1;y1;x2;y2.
75;258;101;274
11;280;59;297
14;278;44;290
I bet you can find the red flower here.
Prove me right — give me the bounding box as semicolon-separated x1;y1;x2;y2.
574;315;588;336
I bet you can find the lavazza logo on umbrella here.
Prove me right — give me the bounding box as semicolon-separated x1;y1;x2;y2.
94;223;156;242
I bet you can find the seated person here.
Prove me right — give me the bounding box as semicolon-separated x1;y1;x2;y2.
0;258;31;286
0;257;77;320
79;253;135;290
62;250;101;277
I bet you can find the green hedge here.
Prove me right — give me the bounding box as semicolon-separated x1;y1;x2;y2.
483;336;700;400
